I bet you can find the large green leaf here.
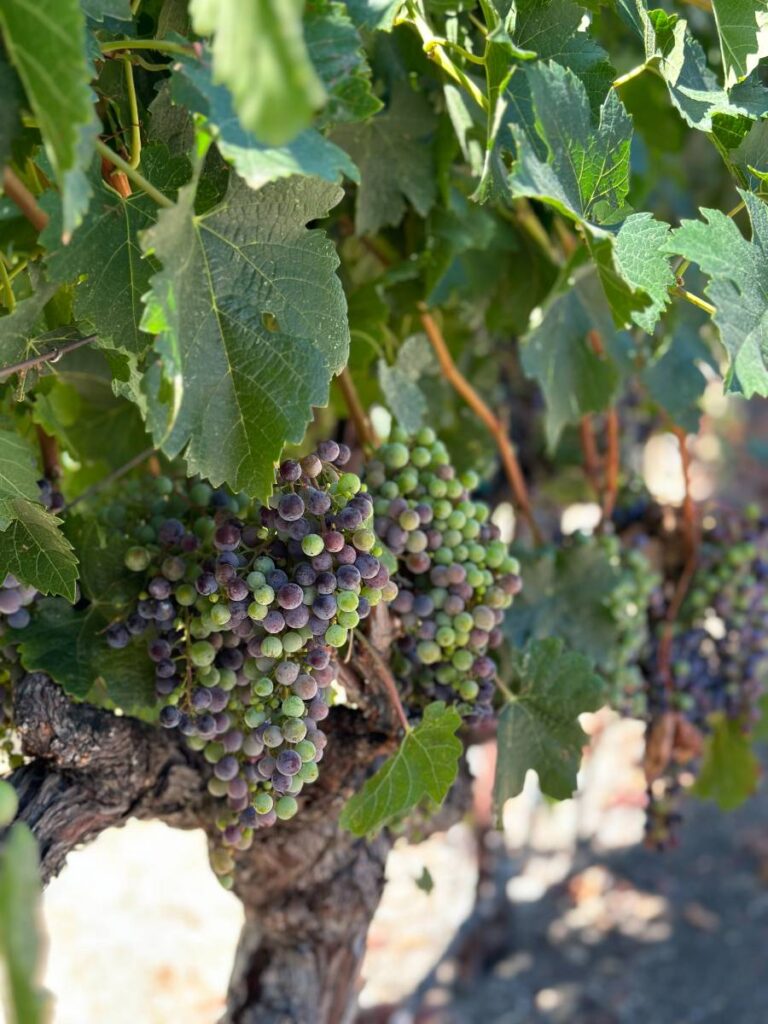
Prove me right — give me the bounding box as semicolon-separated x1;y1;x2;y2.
508;62;650;326
494;638;604;815
0;824;47;1024
663;190;768;397
140;172;348;498
331;83;437;235
40;147;191;357
711;0;768;88
169;53;358;189
340;702;463;835
692;713;760;810
0;0;96;237
0;431;40;529
305;0;382;124
0;497;78;601
189;0;325;146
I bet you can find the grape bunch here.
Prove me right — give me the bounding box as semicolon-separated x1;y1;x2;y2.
647;509;768;731
594;533;661;717
104;442;397;883
364;426;521;717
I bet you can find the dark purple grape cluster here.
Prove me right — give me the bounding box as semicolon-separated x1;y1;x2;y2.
364;426;521;717
105;443;397;884
646;508;768;732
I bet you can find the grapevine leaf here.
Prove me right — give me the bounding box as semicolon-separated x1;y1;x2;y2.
662;190;768;397
0;498;78;600
619;0;768;130
493;638;604;816
508;61;632;223
0;430;42;529
140;172;348;499
504;542;623;663
507;62;650;326
0;282;58;366
331;83;437;235
641;324;712;431
692;714;760;810
711;0;768;88
730;118;768;188
340;702;463;836
81;0;132;19
169;52;358;189
377;335;436;434
40;146;191;357
344;0;403;30
30;347;151;471
189;0;325;146
0;0;97;238
0;824;47;1024
15;599;99;699
515;0;614;112
15;517;152;710
305;0;383;124
521;264;624;447
613;213;674;333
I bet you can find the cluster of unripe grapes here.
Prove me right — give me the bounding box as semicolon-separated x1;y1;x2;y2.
105;441;402;881
364;427;521;717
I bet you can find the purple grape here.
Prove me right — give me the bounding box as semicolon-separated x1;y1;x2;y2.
335;443;351;466
293;675;318;699
276;750;302;776
278;493;305;522
106;623;131;649
159;706;181;728
294;563;316;586
263;610;286;634
337;565;361;590
284;604;310;628
214;755;239;781
315;571;337;594
312;593;337;620
279;459;302;482
317;439;340;463
277;583;304;610
158;518;185;546
303;487;331;514
215;523;241;551
196;572;218;596
355;553;380;580
323;530;345;553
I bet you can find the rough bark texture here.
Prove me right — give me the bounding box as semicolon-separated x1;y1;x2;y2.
0;615;469;1024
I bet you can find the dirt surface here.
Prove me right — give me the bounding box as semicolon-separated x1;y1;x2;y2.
4;718;768;1024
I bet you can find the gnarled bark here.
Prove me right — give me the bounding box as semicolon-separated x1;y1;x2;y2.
0;620;471;1024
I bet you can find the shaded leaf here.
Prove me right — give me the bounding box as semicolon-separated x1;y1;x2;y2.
40;146;191;357
340;702;463;835
494;638;604;817
331;83;437;235
642;324;712;431
692;713;760;810
521;264;624;446
378;334;436;434
305;0;383;124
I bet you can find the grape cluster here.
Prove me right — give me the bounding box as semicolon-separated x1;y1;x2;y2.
364;426;521;717
595;533;661;717
647;510;768;731
105;443;397;883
